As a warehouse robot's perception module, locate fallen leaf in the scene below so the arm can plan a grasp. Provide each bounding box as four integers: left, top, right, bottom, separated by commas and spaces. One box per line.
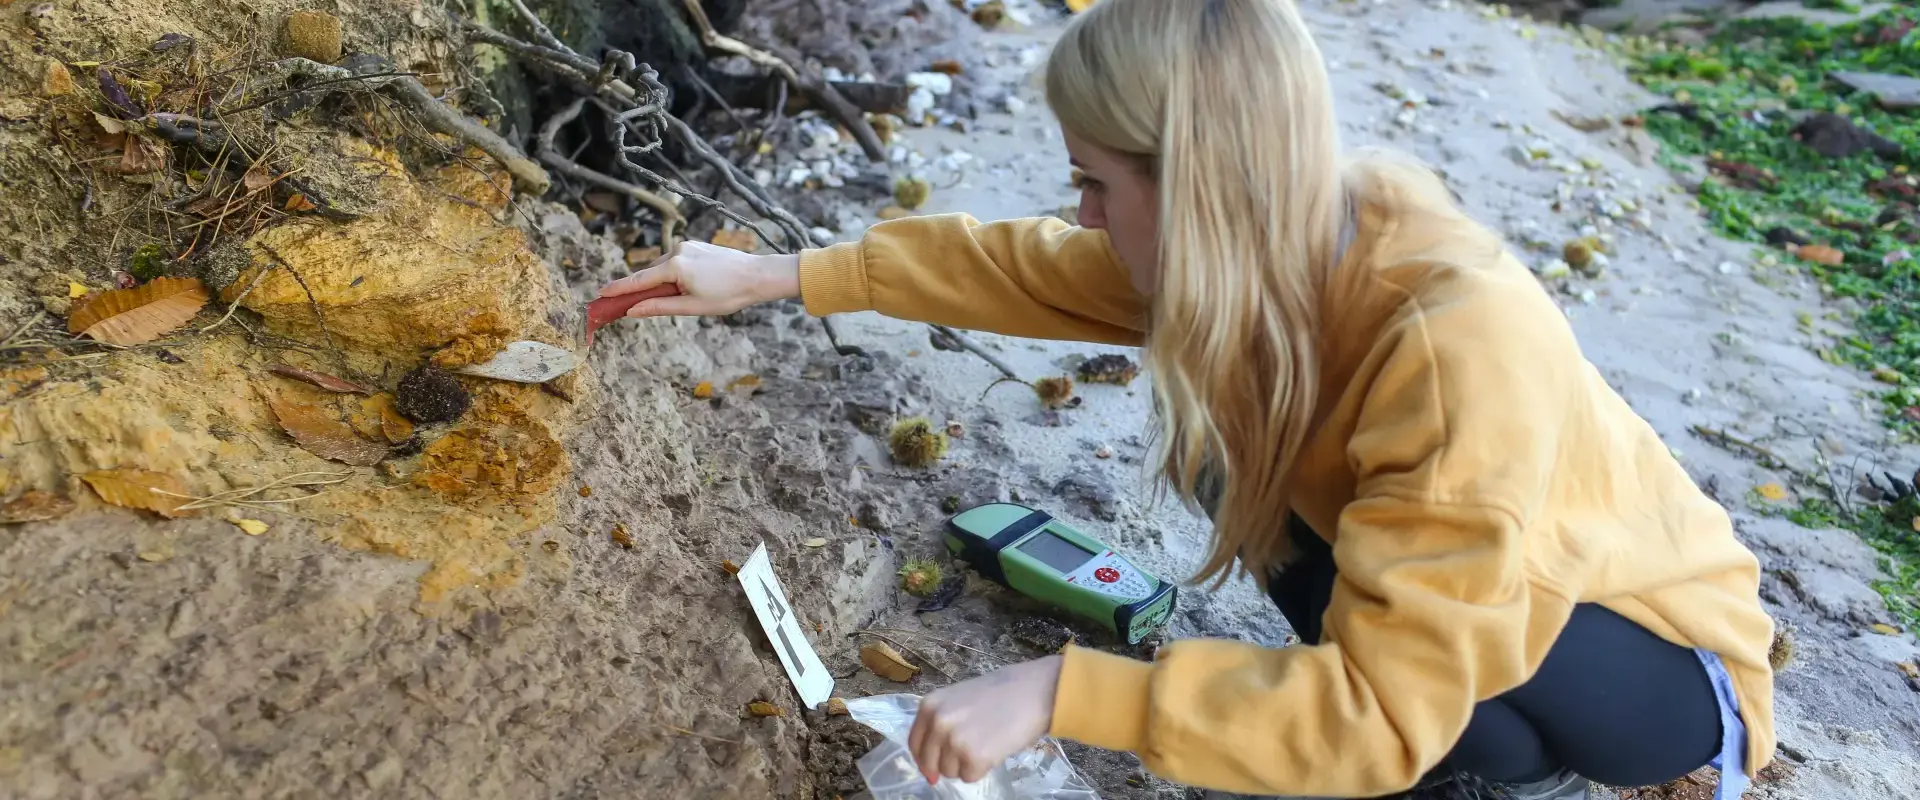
1755, 482, 1788, 502
726, 374, 762, 394
284, 193, 318, 213
611, 523, 633, 549
243, 164, 274, 192
81, 469, 195, 518
269, 363, 374, 395
747, 701, 784, 718
692, 381, 715, 399
1899, 661, 1920, 680
67, 276, 210, 346
266, 389, 390, 467
1795, 244, 1844, 266
1871, 622, 1902, 636
930, 59, 964, 75
117, 136, 167, 174
1, 490, 76, 524
721, 559, 741, 575
825, 697, 849, 716
92, 112, 127, 135
860, 641, 921, 682
803, 537, 827, 548
359, 393, 414, 444
230, 518, 269, 536
710, 228, 759, 252
67, 282, 88, 298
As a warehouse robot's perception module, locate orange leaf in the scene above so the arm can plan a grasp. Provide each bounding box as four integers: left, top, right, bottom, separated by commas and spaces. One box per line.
284, 193, 318, 213
80, 469, 195, 518
692, 381, 715, 399
1, 490, 76, 524
66, 276, 210, 345
1756, 482, 1788, 502
1795, 244, 1844, 266
709, 228, 759, 252
267, 388, 390, 466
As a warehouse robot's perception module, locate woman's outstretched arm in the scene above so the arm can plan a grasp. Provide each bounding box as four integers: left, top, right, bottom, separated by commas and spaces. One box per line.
601, 213, 1148, 345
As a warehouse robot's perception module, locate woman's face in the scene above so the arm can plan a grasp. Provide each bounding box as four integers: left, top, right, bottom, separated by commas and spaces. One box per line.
1064, 130, 1159, 296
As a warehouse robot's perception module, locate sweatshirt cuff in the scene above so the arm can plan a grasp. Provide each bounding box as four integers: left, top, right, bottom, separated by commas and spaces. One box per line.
798, 242, 872, 316
1049, 644, 1152, 754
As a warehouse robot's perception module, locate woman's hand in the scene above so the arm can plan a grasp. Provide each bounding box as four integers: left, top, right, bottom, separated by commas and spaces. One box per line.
909, 655, 1064, 785
597, 241, 802, 317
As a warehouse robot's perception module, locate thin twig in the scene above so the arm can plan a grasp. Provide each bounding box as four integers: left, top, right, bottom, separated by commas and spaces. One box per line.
863, 626, 1010, 664
658, 721, 744, 745
930, 325, 1022, 382
198, 261, 275, 334
0, 311, 46, 351
254, 242, 343, 368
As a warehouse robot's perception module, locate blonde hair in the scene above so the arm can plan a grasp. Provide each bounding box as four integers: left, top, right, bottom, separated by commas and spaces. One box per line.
1045, 0, 1349, 587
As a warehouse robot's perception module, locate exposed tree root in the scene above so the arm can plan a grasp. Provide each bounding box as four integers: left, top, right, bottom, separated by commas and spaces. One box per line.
537, 98, 686, 250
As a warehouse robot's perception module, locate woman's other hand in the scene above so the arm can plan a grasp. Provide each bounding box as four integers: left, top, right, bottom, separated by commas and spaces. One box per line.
908, 655, 1064, 785
596, 241, 802, 317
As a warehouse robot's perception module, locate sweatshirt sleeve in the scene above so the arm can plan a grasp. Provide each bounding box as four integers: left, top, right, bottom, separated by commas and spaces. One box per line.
1048, 307, 1556, 797
798, 213, 1148, 345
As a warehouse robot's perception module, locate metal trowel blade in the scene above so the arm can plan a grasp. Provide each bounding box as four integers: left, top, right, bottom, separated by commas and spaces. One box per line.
455, 340, 580, 383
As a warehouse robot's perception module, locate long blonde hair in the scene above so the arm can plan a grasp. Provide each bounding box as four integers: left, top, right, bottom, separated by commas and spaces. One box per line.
1045, 0, 1349, 587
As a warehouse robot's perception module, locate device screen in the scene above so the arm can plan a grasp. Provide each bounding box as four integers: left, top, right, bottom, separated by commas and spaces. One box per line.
1017, 528, 1097, 574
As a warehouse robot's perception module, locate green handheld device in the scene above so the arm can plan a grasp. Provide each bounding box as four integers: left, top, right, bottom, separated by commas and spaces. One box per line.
944, 502, 1177, 645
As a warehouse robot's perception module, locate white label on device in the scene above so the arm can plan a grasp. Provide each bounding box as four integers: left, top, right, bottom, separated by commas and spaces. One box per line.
737, 543, 834, 710
1062, 551, 1154, 602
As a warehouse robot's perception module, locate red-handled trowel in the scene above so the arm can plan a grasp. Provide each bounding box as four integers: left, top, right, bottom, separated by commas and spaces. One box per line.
449, 284, 682, 384
583, 283, 682, 349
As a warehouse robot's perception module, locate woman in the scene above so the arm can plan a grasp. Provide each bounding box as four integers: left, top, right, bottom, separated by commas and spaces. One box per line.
597, 0, 1775, 798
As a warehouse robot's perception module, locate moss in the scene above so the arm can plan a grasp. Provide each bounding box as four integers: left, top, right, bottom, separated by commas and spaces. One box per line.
128, 243, 168, 283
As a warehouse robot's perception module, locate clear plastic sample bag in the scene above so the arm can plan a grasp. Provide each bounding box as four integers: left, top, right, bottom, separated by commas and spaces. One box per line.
845, 694, 1101, 800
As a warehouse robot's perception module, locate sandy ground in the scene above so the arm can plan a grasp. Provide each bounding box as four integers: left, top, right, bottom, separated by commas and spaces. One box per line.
777, 0, 1920, 797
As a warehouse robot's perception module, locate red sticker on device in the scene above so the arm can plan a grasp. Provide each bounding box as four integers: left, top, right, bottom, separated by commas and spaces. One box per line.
1094, 567, 1121, 583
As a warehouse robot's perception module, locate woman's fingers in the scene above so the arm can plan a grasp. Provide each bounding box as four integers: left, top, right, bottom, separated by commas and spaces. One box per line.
597, 260, 676, 298
621, 293, 706, 319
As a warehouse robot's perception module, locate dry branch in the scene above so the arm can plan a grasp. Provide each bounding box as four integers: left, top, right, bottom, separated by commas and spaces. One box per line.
537, 98, 686, 248
245, 57, 551, 195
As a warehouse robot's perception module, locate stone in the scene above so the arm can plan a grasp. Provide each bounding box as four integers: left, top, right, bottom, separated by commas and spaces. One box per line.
1830, 71, 1920, 112
281, 10, 343, 64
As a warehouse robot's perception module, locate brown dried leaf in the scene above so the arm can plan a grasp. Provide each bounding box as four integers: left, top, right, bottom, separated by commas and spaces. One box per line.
269, 363, 374, 395
80, 469, 195, 518
859, 641, 921, 682
266, 389, 390, 467
721, 559, 741, 575
67, 276, 210, 346
117, 135, 167, 174
747, 701, 784, 718
611, 523, 633, 549
284, 193, 318, 213
825, 697, 850, 716
1, 490, 77, 524
243, 164, 274, 192
709, 228, 759, 252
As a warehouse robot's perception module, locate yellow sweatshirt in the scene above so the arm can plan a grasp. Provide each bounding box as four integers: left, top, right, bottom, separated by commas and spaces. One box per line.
799, 159, 1776, 797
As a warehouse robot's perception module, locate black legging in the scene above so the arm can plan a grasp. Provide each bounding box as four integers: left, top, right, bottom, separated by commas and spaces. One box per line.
1267, 514, 1722, 790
